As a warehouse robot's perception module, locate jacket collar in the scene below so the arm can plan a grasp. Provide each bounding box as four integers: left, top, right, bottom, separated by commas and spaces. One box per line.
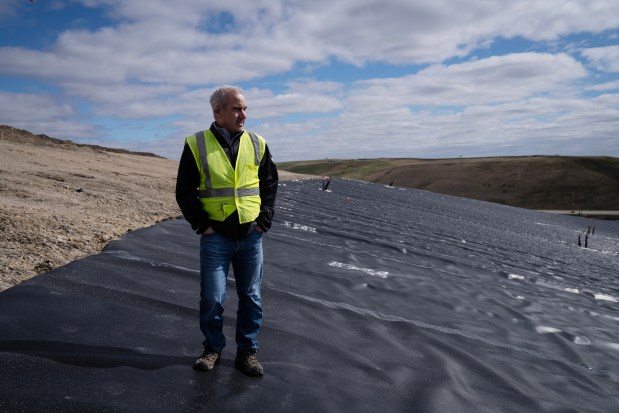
211, 122, 243, 146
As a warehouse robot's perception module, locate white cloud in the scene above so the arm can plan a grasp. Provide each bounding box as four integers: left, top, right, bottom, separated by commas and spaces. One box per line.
0, 0, 618, 160
581, 45, 619, 73
265, 89, 619, 161
260, 50, 616, 161
0, 91, 96, 138
348, 53, 587, 112
267, 0, 619, 65
586, 80, 619, 91
0, 91, 73, 121
246, 88, 343, 119
2, 0, 616, 89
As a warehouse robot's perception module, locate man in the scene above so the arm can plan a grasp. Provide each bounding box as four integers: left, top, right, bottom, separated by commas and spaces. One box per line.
175, 86, 278, 376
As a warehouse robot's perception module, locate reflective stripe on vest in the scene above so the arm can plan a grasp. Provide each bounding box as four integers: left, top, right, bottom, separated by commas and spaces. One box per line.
198, 187, 260, 198
195, 130, 261, 199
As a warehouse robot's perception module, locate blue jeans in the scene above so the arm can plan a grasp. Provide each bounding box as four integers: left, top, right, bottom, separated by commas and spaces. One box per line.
199, 227, 264, 353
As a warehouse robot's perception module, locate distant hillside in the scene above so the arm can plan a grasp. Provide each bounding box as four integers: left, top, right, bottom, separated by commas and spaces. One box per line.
0, 125, 163, 158
278, 156, 619, 212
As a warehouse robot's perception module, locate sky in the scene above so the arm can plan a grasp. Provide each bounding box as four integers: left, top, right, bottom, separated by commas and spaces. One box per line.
1, 0, 618, 162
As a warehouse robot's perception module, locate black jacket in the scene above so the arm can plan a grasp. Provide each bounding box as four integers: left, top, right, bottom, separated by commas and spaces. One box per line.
175, 123, 278, 239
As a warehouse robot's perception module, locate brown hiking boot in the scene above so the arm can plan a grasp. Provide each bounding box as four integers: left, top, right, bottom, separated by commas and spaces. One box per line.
234, 349, 264, 376
193, 349, 220, 371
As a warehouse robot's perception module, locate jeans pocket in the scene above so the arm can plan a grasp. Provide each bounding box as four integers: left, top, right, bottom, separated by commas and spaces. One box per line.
251, 221, 264, 235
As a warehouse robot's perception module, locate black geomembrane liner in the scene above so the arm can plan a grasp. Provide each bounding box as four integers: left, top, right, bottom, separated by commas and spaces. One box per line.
1, 178, 619, 412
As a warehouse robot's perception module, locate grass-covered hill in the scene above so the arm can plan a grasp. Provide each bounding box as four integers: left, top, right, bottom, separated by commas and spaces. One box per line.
278, 156, 619, 212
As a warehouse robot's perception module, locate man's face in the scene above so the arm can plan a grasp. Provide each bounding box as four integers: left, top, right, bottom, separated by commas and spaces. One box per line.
214, 92, 247, 133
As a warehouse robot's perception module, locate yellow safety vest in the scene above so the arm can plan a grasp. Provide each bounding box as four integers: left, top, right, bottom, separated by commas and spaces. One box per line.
185, 129, 265, 224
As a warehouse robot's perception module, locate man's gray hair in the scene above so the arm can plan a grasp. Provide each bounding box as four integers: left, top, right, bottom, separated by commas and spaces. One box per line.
210, 86, 245, 111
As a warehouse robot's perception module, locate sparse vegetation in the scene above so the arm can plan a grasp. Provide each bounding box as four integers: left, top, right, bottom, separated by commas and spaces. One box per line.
279, 156, 619, 212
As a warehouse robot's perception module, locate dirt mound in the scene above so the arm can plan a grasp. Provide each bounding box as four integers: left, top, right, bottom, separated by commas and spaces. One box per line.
0, 135, 181, 291
0, 125, 317, 291
0, 124, 163, 158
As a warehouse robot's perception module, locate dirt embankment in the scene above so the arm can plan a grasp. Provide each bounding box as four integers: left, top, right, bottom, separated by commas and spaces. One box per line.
0, 126, 317, 292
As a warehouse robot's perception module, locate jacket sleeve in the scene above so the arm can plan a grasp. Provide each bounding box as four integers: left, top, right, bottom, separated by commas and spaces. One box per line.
256, 143, 278, 232
175, 143, 213, 234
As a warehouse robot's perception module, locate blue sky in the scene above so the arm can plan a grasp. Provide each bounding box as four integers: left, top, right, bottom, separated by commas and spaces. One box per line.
1, 0, 618, 161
